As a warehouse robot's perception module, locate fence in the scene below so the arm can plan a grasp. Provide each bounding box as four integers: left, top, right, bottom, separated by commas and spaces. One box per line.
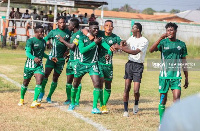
97, 17, 200, 45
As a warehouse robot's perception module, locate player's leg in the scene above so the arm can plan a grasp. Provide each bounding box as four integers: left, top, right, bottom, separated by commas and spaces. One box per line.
38, 67, 53, 102
133, 82, 140, 114
171, 79, 181, 102
63, 74, 73, 105
31, 73, 44, 108
123, 79, 131, 117
18, 68, 33, 106
75, 82, 82, 106
46, 71, 60, 103
99, 77, 104, 107
18, 78, 31, 106
158, 78, 169, 123
68, 76, 83, 111
91, 75, 101, 114
46, 59, 65, 103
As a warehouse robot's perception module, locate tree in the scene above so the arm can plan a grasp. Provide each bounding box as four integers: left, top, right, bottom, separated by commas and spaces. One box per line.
170, 9, 180, 14
159, 10, 166, 13
112, 8, 120, 12
142, 8, 155, 15
119, 4, 137, 13
103, 7, 109, 11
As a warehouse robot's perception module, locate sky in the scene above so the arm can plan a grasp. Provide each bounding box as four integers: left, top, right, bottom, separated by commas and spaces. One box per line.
100, 0, 200, 12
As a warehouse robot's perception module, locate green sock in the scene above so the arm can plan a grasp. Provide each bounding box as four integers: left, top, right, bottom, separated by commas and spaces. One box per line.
71, 87, 78, 105
93, 88, 101, 109
66, 83, 72, 100
47, 82, 57, 98
103, 88, 111, 106
99, 89, 103, 107
20, 84, 27, 99
158, 104, 165, 123
33, 85, 42, 101
75, 83, 82, 104
41, 78, 48, 93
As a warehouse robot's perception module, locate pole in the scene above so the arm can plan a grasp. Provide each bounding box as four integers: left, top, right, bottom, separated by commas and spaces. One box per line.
53, 5, 57, 29
2, 0, 10, 47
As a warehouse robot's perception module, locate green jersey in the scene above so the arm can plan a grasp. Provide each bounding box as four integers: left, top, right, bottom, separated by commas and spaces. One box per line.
157, 38, 187, 79
44, 28, 71, 59
25, 37, 46, 69
69, 30, 83, 61
98, 31, 121, 64
79, 34, 111, 64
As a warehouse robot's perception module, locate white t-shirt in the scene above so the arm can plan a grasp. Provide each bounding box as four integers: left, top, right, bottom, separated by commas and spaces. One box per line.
126, 36, 149, 63
160, 93, 200, 131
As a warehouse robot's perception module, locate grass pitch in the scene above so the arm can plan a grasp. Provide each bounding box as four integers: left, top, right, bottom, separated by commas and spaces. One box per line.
0, 49, 199, 131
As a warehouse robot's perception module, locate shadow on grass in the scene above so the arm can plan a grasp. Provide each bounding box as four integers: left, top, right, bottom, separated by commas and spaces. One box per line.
0, 88, 19, 93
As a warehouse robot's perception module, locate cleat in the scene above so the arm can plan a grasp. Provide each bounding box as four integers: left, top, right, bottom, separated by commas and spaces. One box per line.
91, 108, 101, 114
46, 97, 52, 103
133, 105, 139, 114
37, 92, 44, 102
63, 99, 71, 105
68, 104, 75, 111
75, 102, 80, 107
123, 111, 129, 117
31, 101, 41, 108
101, 105, 109, 114
18, 99, 24, 106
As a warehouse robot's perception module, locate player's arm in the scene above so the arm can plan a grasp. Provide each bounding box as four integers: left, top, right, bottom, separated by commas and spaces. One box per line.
117, 44, 141, 55
182, 56, 188, 89
43, 30, 53, 42
57, 35, 76, 49
101, 40, 112, 56
81, 28, 94, 40
25, 40, 41, 64
79, 37, 101, 54
149, 33, 167, 53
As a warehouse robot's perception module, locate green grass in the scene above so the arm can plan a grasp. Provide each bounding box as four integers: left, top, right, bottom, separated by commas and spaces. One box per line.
0, 49, 200, 130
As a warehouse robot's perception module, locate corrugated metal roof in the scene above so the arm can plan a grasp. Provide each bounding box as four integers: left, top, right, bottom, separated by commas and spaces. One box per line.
176, 10, 200, 23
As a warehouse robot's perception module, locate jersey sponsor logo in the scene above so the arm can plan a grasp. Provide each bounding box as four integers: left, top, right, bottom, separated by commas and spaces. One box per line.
55, 35, 59, 38
164, 47, 169, 50
24, 73, 27, 77
177, 46, 181, 50
34, 44, 39, 47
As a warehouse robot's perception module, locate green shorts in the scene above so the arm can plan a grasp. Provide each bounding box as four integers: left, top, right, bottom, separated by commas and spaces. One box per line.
74, 62, 99, 78
45, 58, 65, 74
23, 66, 44, 79
159, 78, 181, 93
98, 64, 113, 81
66, 60, 78, 75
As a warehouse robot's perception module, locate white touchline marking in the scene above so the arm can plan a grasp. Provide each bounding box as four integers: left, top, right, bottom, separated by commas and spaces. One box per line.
0, 73, 110, 131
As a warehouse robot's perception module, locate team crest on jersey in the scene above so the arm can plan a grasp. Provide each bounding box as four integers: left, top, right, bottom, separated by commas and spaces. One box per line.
66, 35, 69, 38
164, 47, 169, 50
177, 46, 181, 50
109, 40, 113, 44
76, 35, 80, 38
84, 39, 88, 43
55, 35, 58, 38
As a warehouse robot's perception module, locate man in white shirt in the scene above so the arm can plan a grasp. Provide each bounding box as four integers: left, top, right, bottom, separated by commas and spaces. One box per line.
112, 23, 149, 117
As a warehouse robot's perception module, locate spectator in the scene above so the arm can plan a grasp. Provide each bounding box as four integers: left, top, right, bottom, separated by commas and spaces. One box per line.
22, 10, 31, 27
48, 10, 54, 22
14, 8, 22, 27
39, 11, 44, 20
41, 14, 48, 35
9, 7, 15, 26
89, 13, 96, 22
78, 14, 84, 24
30, 8, 39, 20
83, 13, 88, 24
66, 13, 71, 23
8, 28, 17, 47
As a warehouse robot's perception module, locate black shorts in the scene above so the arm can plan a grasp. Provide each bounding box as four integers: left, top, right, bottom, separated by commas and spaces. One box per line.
124, 60, 144, 83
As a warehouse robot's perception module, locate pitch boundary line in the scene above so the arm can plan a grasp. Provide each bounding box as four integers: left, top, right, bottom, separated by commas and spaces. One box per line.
0, 73, 110, 131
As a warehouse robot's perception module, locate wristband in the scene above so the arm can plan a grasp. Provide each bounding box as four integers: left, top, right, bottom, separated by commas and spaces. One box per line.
86, 33, 90, 37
